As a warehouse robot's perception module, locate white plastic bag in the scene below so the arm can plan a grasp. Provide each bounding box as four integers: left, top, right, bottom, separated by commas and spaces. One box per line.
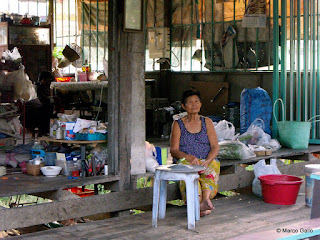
262, 139, 281, 151
238, 118, 271, 146
215, 120, 236, 142
2, 47, 22, 61
218, 140, 256, 160
252, 159, 281, 197
145, 141, 159, 173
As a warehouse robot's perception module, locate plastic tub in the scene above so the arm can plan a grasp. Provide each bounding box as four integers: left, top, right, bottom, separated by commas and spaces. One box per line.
45, 152, 56, 166
65, 187, 94, 197
305, 164, 320, 207
258, 174, 303, 205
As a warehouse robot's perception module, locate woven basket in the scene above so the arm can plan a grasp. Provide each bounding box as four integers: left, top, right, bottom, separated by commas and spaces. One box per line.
26, 163, 45, 176
277, 121, 311, 149
273, 99, 320, 149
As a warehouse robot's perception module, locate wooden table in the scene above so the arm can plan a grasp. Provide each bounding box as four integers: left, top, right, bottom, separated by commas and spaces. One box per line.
0, 137, 118, 231
39, 137, 107, 177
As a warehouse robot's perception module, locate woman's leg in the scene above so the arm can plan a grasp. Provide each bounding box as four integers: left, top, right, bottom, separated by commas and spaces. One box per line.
200, 189, 214, 211
199, 159, 220, 214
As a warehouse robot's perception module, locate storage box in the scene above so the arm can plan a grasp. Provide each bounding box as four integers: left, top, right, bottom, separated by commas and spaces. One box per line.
75, 132, 107, 141
64, 187, 94, 197
254, 150, 272, 156
77, 72, 88, 82
0, 137, 16, 150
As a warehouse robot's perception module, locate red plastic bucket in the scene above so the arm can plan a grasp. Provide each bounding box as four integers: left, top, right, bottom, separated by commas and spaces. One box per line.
258, 174, 304, 205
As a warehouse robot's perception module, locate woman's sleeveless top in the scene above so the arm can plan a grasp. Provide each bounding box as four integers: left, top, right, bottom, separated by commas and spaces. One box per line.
177, 116, 211, 160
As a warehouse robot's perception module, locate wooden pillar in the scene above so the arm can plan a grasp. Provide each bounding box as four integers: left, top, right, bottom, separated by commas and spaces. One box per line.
108, 0, 146, 191
159, 0, 171, 100
48, 0, 54, 52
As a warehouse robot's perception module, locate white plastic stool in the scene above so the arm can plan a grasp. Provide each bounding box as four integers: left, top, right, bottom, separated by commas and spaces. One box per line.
152, 164, 205, 230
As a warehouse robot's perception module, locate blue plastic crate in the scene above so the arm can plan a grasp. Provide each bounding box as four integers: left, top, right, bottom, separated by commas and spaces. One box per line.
30, 149, 46, 159
75, 133, 108, 141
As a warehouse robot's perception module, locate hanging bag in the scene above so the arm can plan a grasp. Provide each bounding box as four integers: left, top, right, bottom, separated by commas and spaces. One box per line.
252, 159, 281, 197
273, 98, 320, 149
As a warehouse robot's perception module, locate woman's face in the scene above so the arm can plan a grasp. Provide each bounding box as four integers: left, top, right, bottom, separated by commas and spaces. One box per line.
182, 95, 202, 114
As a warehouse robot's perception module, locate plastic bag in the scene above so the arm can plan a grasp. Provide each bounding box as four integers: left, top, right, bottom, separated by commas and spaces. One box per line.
240, 87, 272, 135
0, 66, 37, 101
252, 159, 281, 197
58, 113, 79, 123
218, 140, 256, 160
238, 118, 271, 146
145, 141, 159, 173
2, 47, 22, 61
215, 120, 236, 142
262, 139, 281, 151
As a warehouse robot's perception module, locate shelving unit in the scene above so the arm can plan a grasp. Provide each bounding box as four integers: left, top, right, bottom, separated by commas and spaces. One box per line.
0, 22, 52, 82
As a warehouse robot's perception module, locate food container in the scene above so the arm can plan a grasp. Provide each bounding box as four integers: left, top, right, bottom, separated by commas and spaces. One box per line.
41, 166, 62, 177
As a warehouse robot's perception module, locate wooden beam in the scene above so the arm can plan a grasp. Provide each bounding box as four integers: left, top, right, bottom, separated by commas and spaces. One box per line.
0, 184, 180, 231
108, 0, 120, 182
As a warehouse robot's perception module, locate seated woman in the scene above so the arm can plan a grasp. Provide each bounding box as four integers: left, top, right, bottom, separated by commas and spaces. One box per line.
170, 89, 220, 216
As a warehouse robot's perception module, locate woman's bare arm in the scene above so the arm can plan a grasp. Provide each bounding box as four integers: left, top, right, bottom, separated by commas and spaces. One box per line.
170, 121, 200, 164
201, 117, 220, 167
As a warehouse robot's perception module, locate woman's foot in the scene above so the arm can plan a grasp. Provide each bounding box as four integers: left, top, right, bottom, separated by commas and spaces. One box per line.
200, 199, 214, 211
200, 210, 211, 217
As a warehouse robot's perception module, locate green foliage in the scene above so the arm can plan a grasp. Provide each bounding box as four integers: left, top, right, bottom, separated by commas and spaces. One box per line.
52, 47, 64, 59
137, 177, 153, 188
219, 191, 239, 197
168, 199, 185, 206
130, 209, 145, 215
0, 195, 50, 208
246, 165, 254, 171
85, 184, 111, 194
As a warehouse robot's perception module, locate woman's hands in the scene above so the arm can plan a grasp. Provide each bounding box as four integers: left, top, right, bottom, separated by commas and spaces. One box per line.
190, 157, 212, 167
201, 159, 212, 168
190, 157, 200, 165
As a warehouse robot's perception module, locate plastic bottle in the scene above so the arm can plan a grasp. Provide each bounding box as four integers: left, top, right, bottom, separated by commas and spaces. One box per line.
56, 126, 62, 139
32, 140, 44, 150
66, 159, 74, 177
72, 158, 80, 177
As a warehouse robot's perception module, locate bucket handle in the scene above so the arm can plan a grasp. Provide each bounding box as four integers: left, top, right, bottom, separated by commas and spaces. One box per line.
273, 98, 285, 124
273, 99, 320, 124
308, 115, 320, 123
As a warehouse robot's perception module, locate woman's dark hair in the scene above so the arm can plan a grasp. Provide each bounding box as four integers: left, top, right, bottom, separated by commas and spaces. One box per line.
181, 89, 201, 104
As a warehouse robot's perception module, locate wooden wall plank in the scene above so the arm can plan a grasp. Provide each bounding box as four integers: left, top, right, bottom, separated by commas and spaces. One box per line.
0, 184, 180, 231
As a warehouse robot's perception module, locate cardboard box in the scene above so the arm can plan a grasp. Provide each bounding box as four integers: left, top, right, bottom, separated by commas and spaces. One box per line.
0, 137, 16, 150
254, 150, 272, 156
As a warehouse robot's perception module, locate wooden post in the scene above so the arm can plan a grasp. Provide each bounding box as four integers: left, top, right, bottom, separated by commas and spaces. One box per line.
108, 0, 146, 192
